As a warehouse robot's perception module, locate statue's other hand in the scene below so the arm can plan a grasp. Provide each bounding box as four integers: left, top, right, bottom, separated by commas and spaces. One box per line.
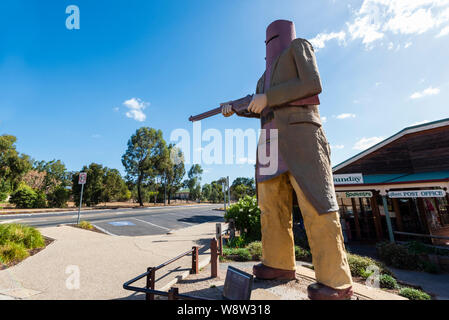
221, 103, 235, 117
248, 94, 268, 114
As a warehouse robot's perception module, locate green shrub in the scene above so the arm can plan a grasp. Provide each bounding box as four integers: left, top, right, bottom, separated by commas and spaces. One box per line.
224, 196, 261, 241
0, 223, 45, 249
377, 242, 439, 272
422, 260, 440, 274
347, 253, 391, 277
247, 241, 262, 260
358, 267, 374, 280
399, 288, 431, 300
0, 241, 29, 264
0, 181, 10, 202
9, 184, 38, 208
376, 242, 422, 270
227, 235, 248, 248
78, 221, 94, 230
34, 190, 47, 208
47, 186, 70, 208
222, 247, 252, 261
380, 274, 398, 289
295, 246, 312, 262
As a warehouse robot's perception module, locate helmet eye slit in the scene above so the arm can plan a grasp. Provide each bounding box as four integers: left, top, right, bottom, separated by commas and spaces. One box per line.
265, 35, 279, 45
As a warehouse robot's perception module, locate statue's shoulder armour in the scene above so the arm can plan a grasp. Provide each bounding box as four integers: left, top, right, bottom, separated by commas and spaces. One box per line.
291, 38, 315, 52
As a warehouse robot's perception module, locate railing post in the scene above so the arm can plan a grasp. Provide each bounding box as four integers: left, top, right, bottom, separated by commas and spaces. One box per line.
191, 246, 199, 274
218, 234, 223, 256
216, 223, 223, 256
168, 287, 179, 300
211, 238, 219, 278
146, 267, 156, 301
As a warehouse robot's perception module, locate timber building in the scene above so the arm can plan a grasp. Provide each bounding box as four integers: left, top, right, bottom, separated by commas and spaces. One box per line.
332, 118, 449, 247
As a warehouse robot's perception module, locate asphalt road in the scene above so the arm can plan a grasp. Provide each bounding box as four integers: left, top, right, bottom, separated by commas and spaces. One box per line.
0, 204, 224, 236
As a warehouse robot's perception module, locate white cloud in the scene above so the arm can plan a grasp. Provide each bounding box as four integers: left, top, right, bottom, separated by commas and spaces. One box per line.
336, 113, 356, 119
331, 144, 345, 150
404, 41, 413, 48
113, 107, 119, 112
309, 31, 346, 49
123, 98, 148, 122
410, 86, 440, 99
321, 116, 327, 123
353, 136, 384, 150
347, 15, 385, 46
436, 25, 449, 36
314, 0, 449, 49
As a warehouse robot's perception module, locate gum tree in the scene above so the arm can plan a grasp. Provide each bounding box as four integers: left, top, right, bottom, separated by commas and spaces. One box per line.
122, 127, 168, 206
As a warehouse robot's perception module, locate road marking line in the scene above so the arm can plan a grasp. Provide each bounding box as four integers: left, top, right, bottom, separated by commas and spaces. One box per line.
0, 219, 21, 224
91, 223, 117, 236
132, 218, 171, 231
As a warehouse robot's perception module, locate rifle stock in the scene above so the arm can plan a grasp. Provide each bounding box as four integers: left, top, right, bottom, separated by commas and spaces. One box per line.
189, 94, 256, 122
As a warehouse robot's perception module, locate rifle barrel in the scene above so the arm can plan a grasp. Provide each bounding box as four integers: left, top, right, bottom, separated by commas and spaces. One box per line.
189, 106, 222, 122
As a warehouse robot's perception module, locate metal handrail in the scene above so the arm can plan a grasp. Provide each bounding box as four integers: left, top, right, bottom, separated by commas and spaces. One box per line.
123, 246, 207, 300
394, 231, 449, 241
123, 223, 234, 301
154, 248, 196, 270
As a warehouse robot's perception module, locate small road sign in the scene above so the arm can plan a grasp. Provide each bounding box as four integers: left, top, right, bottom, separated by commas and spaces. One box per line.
78, 172, 87, 185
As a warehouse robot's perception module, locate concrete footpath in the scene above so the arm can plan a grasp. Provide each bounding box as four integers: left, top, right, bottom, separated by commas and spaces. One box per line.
389, 267, 449, 300
0, 223, 216, 300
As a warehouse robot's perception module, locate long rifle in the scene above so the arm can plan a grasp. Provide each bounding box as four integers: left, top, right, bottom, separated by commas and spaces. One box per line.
189, 95, 258, 122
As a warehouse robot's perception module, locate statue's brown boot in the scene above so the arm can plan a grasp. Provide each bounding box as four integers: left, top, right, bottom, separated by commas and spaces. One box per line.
307, 283, 353, 300
252, 263, 296, 280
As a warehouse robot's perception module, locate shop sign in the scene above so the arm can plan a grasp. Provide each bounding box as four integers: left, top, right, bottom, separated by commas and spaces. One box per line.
333, 173, 364, 185
339, 191, 373, 198
388, 189, 446, 198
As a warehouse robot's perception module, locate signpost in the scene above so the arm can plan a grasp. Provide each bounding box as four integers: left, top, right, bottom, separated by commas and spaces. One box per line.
222, 183, 226, 211
77, 172, 87, 225
227, 176, 231, 209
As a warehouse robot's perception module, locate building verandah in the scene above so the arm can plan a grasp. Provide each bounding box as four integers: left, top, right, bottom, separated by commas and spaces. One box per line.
335, 174, 449, 246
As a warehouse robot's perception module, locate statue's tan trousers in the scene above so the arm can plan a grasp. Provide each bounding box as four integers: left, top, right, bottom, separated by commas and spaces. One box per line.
258, 172, 353, 289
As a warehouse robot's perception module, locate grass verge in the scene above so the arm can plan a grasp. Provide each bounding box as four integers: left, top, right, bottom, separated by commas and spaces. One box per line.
0, 223, 48, 268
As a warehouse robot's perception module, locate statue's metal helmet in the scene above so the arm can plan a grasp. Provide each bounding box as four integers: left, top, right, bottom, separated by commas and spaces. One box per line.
265, 20, 296, 87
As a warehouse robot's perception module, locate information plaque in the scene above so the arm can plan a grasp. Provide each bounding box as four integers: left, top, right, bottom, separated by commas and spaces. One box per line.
222, 266, 254, 300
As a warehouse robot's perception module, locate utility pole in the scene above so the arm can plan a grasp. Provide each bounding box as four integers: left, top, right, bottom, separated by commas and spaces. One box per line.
222, 182, 226, 211
227, 176, 231, 208
164, 173, 167, 206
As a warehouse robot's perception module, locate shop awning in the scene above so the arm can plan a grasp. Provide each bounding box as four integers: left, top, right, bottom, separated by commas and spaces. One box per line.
354, 171, 449, 185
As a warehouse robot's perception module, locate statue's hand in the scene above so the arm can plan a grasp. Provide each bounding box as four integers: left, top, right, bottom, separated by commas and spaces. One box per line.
221, 103, 235, 117
248, 94, 268, 114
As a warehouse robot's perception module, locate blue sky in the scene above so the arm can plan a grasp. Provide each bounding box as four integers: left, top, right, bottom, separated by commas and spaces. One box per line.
1, 0, 448, 184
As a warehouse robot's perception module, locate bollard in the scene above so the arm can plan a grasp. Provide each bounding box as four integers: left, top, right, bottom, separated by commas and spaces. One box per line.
146, 267, 156, 301
211, 238, 219, 278
168, 287, 179, 300
191, 246, 199, 274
